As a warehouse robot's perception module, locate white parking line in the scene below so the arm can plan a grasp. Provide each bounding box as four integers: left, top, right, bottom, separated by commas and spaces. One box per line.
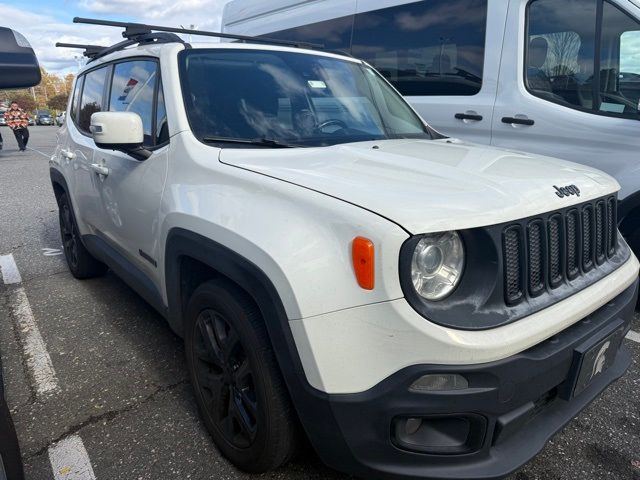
1, 253, 59, 396
0, 254, 22, 284
626, 330, 640, 343
48, 435, 96, 480
10, 287, 59, 396
1, 254, 95, 477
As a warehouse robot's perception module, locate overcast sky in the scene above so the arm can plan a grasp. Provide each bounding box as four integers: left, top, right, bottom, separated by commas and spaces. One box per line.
0, 0, 231, 75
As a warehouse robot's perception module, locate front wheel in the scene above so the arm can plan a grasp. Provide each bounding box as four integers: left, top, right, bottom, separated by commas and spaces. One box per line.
58, 193, 107, 279
185, 280, 298, 472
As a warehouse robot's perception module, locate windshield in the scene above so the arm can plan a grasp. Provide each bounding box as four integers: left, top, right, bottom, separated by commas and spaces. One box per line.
179, 49, 433, 147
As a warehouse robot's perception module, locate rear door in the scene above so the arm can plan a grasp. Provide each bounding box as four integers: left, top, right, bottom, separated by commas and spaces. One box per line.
67, 64, 111, 231
90, 59, 169, 281
351, 0, 507, 143
491, 0, 640, 199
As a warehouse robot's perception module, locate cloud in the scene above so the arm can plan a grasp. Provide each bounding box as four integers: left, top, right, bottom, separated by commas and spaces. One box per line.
1, 0, 230, 75
76, 0, 228, 30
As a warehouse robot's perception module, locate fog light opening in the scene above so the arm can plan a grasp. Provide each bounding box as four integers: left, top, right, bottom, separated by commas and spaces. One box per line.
410, 374, 469, 392
392, 414, 487, 455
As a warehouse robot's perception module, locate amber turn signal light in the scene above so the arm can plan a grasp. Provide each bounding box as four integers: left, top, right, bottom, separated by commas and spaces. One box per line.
352, 237, 375, 290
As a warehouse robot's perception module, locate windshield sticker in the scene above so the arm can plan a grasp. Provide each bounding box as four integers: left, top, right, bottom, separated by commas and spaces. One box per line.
308, 80, 327, 89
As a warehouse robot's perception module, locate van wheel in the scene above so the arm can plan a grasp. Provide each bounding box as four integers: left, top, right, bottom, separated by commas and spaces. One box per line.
185, 280, 298, 473
58, 193, 108, 279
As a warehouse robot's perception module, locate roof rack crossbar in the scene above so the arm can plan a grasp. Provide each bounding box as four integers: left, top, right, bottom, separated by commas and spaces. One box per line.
72, 17, 324, 50
58, 32, 185, 63
55, 42, 107, 59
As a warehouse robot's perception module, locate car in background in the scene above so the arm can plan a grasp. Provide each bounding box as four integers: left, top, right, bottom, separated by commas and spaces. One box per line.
28, 118, 34, 126
34, 109, 54, 125
0, 116, 6, 127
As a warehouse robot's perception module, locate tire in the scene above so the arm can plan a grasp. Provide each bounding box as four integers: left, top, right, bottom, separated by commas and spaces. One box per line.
185, 280, 298, 473
58, 193, 108, 279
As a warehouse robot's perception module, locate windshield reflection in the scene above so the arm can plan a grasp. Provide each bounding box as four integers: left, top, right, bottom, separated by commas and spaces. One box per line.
180, 49, 432, 147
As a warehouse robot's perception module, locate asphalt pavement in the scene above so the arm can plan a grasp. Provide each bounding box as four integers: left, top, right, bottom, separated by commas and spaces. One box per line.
0, 126, 639, 480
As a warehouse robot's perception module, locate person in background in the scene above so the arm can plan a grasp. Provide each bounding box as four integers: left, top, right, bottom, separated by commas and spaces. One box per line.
4, 101, 30, 151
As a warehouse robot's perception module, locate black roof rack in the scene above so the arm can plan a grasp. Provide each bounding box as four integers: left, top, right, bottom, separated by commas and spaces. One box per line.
55, 42, 107, 59
65, 17, 325, 63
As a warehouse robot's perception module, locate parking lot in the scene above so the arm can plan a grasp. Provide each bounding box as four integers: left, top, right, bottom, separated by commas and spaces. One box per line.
0, 126, 639, 480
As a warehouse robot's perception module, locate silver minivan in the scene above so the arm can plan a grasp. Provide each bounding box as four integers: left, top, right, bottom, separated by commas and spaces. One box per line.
222, 0, 640, 255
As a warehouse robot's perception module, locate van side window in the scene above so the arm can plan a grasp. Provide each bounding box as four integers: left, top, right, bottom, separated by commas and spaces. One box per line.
262, 15, 353, 51
78, 66, 109, 133
109, 60, 158, 146
70, 75, 83, 123
526, 0, 640, 119
600, 2, 640, 118
351, 0, 488, 97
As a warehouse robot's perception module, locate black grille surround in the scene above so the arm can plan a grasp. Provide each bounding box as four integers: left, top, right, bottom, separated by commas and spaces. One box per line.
399, 194, 631, 331
503, 195, 619, 307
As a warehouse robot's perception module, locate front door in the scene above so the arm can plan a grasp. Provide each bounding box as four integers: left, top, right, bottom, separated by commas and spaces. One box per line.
492, 0, 640, 200
90, 60, 170, 282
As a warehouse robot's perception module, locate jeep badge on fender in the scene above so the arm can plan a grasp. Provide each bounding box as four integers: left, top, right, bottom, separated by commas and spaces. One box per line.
554, 184, 581, 198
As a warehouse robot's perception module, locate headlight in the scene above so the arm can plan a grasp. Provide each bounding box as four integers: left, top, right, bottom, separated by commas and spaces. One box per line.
410, 232, 464, 301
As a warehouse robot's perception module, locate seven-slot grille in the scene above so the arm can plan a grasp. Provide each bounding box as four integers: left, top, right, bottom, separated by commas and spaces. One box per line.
503, 196, 618, 305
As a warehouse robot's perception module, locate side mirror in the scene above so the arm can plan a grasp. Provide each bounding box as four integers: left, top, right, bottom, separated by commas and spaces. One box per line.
90, 112, 151, 161
0, 28, 41, 89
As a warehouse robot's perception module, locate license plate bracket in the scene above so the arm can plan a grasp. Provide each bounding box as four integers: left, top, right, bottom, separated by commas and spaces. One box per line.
566, 321, 625, 398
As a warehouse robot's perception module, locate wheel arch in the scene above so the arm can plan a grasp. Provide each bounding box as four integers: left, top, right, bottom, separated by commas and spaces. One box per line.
163, 228, 351, 463
49, 168, 69, 204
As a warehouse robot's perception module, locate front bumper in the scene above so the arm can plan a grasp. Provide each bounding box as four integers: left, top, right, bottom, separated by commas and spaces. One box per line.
304, 279, 638, 480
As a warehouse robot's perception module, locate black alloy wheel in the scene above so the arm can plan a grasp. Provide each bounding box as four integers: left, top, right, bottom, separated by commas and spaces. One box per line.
192, 308, 258, 448
185, 280, 298, 472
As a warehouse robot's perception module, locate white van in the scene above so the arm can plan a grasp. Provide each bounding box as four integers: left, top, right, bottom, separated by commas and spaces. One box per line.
222, 0, 640, 255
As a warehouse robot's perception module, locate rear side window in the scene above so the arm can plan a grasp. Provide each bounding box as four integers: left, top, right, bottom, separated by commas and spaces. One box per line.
351, 0, 488, 96
109, 60, 158, 146
70, 76, 83, 122
526, 0, 640, 119
78, 66, 109, 133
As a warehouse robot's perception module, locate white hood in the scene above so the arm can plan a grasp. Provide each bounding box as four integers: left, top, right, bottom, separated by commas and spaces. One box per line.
219, 139, 620, 234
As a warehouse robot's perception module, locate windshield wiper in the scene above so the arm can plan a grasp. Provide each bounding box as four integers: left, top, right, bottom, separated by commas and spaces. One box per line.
202, 136, 300, 148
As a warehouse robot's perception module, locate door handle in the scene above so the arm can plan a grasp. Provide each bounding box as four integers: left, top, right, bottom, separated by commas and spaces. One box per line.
502, 116, 535, 126
61, 149, 76, 160
90, 163, 109, 176
455, 113, 483, 121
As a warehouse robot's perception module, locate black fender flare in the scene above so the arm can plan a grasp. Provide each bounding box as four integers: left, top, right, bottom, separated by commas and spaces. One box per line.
49, 168, 69, 203
164, 228, 353, 470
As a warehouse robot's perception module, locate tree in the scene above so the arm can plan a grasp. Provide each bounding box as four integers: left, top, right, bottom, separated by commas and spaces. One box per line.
64, 74, 75, 94
9, 94, 36, 112
49, 93, 69, 111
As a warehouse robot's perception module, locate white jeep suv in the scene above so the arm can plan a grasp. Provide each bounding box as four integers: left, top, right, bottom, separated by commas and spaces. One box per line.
51, 23, 639, 480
